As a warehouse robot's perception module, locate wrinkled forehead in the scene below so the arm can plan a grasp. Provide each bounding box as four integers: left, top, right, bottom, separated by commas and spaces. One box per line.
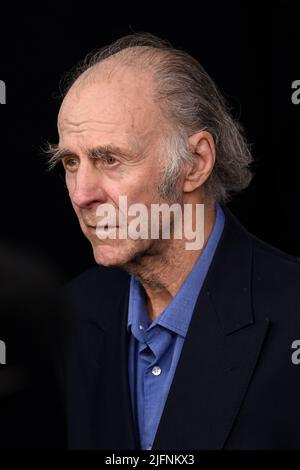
58, 66, 160, 136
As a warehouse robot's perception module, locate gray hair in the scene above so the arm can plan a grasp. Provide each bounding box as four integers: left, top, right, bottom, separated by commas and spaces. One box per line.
58, 32, 254, 204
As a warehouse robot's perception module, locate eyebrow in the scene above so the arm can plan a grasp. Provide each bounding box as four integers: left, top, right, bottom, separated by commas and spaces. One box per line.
45, 143, 133, 170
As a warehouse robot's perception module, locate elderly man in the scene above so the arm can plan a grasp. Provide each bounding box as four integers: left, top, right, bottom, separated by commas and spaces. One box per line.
48, 33, 300, 450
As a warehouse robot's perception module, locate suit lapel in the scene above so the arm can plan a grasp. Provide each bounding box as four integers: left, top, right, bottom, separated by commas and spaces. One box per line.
152, 207, 271, 449
91, 285, 140, 449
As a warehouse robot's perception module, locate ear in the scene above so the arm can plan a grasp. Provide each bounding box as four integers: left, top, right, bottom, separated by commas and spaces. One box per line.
183, 130, 216, 193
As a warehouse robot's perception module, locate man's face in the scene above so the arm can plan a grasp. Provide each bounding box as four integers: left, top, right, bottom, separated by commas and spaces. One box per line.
57, 67, 182, 267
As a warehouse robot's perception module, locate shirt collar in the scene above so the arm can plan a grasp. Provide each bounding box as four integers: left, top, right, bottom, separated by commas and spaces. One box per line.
128, 203, 225, 339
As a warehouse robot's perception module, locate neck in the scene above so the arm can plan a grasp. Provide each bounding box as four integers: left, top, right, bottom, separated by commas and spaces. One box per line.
124, 201, 217, 321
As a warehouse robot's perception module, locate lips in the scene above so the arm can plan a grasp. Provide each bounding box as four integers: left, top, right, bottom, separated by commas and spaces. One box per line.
96, 225, 118, 229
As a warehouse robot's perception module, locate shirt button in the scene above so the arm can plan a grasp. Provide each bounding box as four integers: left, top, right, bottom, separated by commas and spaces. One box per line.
139, 325, 144, 330
152, 366, 161, 376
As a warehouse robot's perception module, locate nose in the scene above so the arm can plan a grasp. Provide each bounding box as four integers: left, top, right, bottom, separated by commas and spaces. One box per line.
68, 161, 107, 209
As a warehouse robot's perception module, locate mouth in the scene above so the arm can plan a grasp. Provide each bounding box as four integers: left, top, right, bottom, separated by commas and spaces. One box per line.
87, 225, 118, 230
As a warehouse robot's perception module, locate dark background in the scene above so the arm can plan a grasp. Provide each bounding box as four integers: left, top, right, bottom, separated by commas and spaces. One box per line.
0, 2, 299, 283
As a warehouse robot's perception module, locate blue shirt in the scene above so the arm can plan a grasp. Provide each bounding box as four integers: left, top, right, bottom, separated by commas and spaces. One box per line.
127, 204, 225, 449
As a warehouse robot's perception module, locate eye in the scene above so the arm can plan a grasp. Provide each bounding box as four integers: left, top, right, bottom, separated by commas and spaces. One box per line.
95, 154, 120, 169
63, 157, 79, 171
104, 155, 118, 166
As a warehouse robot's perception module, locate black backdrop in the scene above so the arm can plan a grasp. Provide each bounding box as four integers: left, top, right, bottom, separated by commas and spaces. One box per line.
0, 2, 299, 283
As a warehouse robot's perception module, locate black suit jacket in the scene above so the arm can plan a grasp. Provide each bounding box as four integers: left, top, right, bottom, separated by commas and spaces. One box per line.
62, 206, 300, 449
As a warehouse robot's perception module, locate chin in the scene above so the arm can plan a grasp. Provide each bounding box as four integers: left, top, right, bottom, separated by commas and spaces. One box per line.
92, 242, 135, 267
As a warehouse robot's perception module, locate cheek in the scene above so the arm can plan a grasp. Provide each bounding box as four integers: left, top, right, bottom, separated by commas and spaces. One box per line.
70, 203, 82, 225
65, 174, 74, 196
125, 173, 160, 204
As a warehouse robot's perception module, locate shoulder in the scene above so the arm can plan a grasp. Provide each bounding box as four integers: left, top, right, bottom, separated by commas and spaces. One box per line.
250, 233, 300, 290
247, 233, 300, 331
61, 265, 130, 324
223, 205, 300, 287
221, 206, 300, 323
